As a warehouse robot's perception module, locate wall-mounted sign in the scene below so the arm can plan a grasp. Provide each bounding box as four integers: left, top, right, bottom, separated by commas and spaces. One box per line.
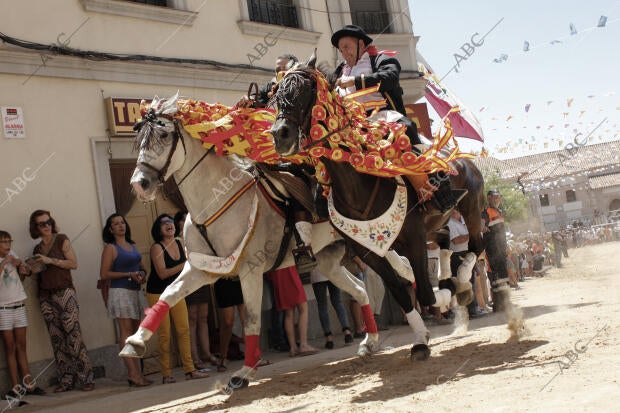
405, 103, 433, 140
2, 106, 25, 138
105, 97, 145, 136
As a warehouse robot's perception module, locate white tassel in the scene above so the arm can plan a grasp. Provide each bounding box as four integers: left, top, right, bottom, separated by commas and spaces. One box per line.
433, 289, 452, 312
385, 250, 415, 283
439, 249, 452, 280
457, 252, 477, 284
295, 221, 313, 246
405, 309, 429, 345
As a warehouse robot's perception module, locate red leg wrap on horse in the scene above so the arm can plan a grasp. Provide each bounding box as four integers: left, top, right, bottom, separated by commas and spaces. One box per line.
361, 304, 378, 334
141, 300, 170, 333
243, 335, 262, 368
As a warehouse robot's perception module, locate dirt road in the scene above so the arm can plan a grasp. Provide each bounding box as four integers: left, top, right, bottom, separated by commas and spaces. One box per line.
17, 242, 619, 413
196, 241, 619, 413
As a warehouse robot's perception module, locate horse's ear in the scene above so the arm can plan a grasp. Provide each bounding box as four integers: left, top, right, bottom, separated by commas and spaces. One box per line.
160, 91, 179, 115
317, 60, 337, 88
306, 48, 317, 69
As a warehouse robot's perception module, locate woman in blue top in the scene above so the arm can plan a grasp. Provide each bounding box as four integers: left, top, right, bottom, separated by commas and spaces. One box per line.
99, 213, 151, 387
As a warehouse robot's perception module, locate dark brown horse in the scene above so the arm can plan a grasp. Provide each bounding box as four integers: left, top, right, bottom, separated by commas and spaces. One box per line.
269, 54, 487, 358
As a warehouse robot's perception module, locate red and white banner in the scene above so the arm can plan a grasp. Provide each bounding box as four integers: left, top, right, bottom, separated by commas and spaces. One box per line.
419, 64, 485, 142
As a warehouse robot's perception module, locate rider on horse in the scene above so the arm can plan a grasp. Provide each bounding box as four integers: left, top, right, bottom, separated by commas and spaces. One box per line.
330, 24, 467, 215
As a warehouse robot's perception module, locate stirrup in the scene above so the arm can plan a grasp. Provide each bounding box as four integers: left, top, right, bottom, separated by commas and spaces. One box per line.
432, 188, 468, 214
292, 245, 317, 274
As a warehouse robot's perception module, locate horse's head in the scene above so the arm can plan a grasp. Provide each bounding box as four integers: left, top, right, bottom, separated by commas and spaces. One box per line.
131, 93, 185, 201
270, 51, 319, 156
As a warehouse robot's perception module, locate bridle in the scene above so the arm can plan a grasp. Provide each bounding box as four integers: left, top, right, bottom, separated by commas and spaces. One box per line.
135, 111, 211, 187
275, 68, 351, 152
274, 69, 316, 149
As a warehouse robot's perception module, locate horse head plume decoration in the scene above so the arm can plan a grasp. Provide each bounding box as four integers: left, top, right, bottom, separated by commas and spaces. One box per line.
131, 92, 185, 201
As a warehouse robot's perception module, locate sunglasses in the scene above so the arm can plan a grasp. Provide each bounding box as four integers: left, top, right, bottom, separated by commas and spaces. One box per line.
160, 218, 174, 225
36, 219, 53, 228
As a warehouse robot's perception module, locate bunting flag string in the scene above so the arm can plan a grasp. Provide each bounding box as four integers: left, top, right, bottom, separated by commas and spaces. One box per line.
493, 14, 616, 63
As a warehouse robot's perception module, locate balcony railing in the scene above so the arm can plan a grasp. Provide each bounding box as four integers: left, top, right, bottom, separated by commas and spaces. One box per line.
352, 11, 392, 34
248, 0, 299, 28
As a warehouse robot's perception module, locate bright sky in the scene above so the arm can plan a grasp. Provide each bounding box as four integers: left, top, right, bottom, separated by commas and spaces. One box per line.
408, 0, 620, 159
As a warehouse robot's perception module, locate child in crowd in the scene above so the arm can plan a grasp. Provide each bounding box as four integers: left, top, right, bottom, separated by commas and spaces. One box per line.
0, 230, 45, 400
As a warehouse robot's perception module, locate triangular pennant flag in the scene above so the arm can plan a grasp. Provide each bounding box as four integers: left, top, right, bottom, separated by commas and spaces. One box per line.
523, 41, 530, 52
570, 23, 578, 35
525, 104, 531, 112
567, 98, 573, 107
598, 16, 607, 27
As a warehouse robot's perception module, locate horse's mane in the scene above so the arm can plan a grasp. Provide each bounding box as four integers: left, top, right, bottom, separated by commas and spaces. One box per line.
133, 93, 180, 151
273, 72, 306, 113
133, 117, 170, 152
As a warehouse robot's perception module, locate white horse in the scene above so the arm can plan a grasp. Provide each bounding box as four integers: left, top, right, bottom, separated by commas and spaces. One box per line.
120, 95, 380, 388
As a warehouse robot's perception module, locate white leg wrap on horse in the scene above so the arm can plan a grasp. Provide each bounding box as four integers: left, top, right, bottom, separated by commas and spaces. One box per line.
456, 252, 477, 284
359, 333, 380, 354
295, 221, 313, 245
405, 309, 430, 345
128, 326, 153, 344
433, 289, 452, 312
385, 250, 415, 283
439, 249, 453, 280
231, 365, 257, 383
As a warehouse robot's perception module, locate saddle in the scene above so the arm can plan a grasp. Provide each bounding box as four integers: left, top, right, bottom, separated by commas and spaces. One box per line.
256, 163, 323, 274
257, 163, 324, 222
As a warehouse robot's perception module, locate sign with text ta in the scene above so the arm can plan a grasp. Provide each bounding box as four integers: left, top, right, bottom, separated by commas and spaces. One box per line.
105, 97, 145, 136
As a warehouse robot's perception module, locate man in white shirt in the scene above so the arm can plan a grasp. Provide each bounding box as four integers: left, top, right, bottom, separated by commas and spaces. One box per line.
330, 24, 466, 214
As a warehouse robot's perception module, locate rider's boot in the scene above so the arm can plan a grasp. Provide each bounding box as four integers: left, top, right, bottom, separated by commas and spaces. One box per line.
293, 221, 317, 274
428, 171, 468, 214
405, 173, 468, 215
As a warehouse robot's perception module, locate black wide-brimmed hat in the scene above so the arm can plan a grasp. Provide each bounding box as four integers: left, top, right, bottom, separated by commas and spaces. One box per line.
487, 189, 501, 196
331, 25, 373, 48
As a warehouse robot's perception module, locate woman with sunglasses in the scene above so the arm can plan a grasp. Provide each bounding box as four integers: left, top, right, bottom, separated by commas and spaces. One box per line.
146, 214, 208, 383
28, 210, 94, 392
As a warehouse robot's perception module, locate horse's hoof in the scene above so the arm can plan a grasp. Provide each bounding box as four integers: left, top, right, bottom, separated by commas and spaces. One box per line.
119, 343, 145, 358
410, 344, 431, 361
228, 376, 249, 390
357, 345, 373, 360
